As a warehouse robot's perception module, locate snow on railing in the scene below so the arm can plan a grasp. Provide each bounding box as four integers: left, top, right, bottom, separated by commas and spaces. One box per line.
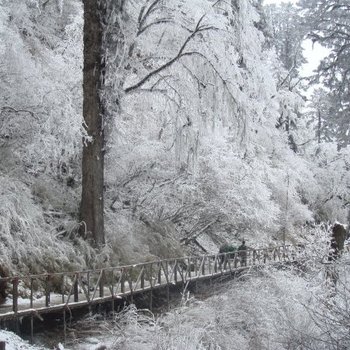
0, 245, 299, 321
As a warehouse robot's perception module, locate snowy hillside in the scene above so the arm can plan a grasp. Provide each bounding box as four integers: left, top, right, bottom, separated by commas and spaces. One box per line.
0, 0, 348, 282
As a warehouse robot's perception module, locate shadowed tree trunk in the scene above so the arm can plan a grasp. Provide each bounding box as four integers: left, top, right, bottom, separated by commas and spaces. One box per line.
80, 0, 105, 246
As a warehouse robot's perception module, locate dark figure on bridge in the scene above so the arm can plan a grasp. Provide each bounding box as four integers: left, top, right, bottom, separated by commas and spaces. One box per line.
219, 244, 236, 267
0, 266, 7, 304
328, 223, 347, 262
238, 240, 247, 266
327, 223, 347, 288
328, 237, 339, 262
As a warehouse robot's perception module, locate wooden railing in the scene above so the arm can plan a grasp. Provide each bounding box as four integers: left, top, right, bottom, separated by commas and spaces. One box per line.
0, 245, 300, 321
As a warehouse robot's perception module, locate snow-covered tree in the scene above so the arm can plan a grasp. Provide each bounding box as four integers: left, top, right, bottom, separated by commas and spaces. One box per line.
300, 0, 350, 149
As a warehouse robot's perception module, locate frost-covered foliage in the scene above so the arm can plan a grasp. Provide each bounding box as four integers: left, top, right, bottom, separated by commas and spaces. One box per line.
105, 0, 316, 254
0, 0, 83, 173
0, 0, 346, 276
0, 0, 88, 275
299, 0, 350, 149
0, 173, 99, 275
303, 143, 350, 223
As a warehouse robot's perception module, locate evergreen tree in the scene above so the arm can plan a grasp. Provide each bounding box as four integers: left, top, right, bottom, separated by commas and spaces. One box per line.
265, 2, 306, 77
300, 0, 350, 149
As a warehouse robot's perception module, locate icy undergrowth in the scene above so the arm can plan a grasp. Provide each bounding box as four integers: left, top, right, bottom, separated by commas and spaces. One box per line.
2, 256, 350, 350
67, 257, 350, 350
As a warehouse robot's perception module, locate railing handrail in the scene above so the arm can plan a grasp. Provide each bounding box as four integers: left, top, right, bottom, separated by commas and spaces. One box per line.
0, 245, 295, 282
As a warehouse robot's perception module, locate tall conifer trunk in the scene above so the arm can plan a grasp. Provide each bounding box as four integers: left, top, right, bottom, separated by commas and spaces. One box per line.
80, 0, 105, 246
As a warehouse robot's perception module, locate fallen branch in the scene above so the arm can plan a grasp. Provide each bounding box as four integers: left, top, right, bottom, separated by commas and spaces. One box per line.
181, 219, 218, 245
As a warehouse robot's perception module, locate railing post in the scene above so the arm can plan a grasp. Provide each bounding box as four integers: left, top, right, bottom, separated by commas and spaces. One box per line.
129, 269, 133, 303
0, 341, 5, 350
157, 263, 162, 285
194, 258, 198, 277
223, 253, 227, 271
149, 264, 153, 287
99, 270, 105, 298
141, 267, 145, 289
61, 275, 65, 304
202, 257, 205, 276
165, 261, 170, 310
73, 274, 79, 302
12, 277, 19, 314
45, 275, 51, 307
149, 264, 153, 310
30, 277, 34, 308
174, 261, 178, 284
121, 268, 125, 294
87, 271, 91, 300
165, 260, 169, 282
111, 270, 115, 317
214, 255, 218, 273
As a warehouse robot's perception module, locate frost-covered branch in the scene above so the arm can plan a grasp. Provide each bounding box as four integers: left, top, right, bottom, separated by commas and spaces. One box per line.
0, 106, 35, 118
137, 0, 173, 36
181, 219, 218, 245
181, 51, 237, 104
124, 15, 217, 93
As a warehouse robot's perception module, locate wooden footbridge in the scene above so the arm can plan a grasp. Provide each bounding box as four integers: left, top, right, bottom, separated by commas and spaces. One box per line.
0, 245, 300, 323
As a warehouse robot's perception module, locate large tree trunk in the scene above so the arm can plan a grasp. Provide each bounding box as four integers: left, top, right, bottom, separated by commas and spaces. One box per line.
80, 0, 105, 246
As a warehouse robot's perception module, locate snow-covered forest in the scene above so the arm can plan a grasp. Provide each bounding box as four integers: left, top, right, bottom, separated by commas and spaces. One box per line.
0, 0, 349, 348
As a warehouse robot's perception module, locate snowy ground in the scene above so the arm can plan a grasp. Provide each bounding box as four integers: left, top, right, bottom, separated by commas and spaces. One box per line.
0, 329, 109, 350
0, 330, 50, 350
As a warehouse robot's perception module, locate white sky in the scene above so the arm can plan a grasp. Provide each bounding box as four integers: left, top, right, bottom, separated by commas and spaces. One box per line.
263, 0, 298, 5
301, 40, 329, 77
263, 0, 329, 77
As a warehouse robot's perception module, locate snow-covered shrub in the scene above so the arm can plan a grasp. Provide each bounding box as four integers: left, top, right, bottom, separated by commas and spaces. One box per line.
103, 257, 350, 350
0, 175, 87, 275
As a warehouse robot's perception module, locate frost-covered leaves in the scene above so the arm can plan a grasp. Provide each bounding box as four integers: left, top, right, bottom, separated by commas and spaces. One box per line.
307, 144, 350, 223
0, 0, 345, 274
265, 3, 306, 74
104, 0, 315, 252
299, 0, 350, 148
0, 175, 88, 275
0, 0, 83, 175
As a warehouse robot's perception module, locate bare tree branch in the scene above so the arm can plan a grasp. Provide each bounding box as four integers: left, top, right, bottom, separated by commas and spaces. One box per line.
125, 16, 217, 93
137, 0, 173, 37
181, 219, 218, 245
0, 106, 35, 118
180, 51, 237, 104
138, 18, 173, 36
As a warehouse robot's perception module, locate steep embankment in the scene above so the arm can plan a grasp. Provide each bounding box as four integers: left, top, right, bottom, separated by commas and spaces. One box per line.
0, 0, 344, 280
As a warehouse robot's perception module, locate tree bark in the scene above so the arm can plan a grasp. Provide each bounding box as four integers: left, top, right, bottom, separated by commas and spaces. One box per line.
80, 0, 105, 246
